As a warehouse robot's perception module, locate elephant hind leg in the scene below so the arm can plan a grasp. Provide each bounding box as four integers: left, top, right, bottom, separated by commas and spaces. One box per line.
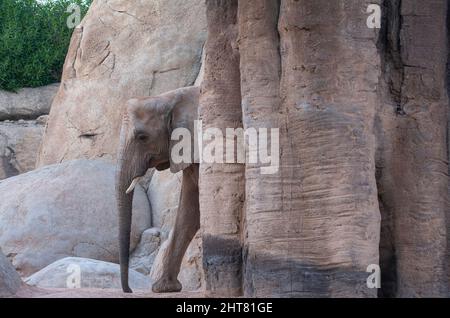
152, 165, 200, 293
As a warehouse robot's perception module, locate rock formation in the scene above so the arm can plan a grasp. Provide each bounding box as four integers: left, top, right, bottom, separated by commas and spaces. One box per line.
0, 83, 57, 180
25, 257, 151, 290
0, 84, 58, 121
0, 160, 150, 276
1, 0, 449, 299
375, 0, 449, 297
146, 170, 182, 239
199, 0, 245, 297
0, 249, 21, 297
199, 0, 450, 298
0, 119, 45, 180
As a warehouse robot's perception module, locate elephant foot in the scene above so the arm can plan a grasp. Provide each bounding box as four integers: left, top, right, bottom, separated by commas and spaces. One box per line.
152, 277, 182, 293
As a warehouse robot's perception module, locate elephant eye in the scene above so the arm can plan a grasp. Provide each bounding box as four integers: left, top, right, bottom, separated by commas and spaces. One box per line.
136, 133, 149, 142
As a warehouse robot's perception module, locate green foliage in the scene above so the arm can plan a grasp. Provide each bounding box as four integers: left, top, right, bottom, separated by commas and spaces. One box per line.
0, 0, 91, 91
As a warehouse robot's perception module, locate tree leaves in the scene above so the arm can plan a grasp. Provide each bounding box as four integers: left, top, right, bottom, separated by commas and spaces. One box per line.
0, 0, 91, 91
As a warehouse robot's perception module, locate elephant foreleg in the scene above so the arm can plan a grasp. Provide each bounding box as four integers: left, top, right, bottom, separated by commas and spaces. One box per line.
152, 165, 199, 293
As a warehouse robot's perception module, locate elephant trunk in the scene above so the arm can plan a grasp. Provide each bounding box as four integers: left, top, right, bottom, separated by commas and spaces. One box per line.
116, 129, 150, 293
116, 150, 134, 293
116, 113, 144, 294
116, 113, 153, 293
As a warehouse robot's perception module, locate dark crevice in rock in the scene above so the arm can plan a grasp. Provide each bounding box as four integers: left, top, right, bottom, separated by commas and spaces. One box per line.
191, 43, 205, 86
79, 133, 98, 139
106, 2, 146, 24
0, 114, 48, 122
375, 0, 405, 298
275, 0, 282, 84
0, 147, 19, 178
378, 0, 406, 116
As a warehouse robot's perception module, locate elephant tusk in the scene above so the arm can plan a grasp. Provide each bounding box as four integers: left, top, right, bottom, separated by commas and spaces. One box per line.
126, 177, 142, 194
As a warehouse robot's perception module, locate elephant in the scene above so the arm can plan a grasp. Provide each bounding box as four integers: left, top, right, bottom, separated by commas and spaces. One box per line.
116, 86, 200, 293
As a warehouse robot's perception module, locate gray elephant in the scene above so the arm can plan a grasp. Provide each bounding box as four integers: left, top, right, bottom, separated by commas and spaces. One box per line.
116, 86, 200, 293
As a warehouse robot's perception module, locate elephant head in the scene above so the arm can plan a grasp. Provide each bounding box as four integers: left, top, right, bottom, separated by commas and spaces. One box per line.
116, 86, 199, 293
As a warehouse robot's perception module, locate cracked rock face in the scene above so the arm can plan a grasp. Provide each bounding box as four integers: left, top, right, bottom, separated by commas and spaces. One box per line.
0, 249, 21, 297
0, 82, 57, 180
0, 159, 151, 276
37, 0, 207, 166
0, 118, 47, 180
130, 227, 161, 276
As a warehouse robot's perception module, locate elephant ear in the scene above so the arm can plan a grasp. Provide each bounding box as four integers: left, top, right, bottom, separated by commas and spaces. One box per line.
167, 87, 200, 174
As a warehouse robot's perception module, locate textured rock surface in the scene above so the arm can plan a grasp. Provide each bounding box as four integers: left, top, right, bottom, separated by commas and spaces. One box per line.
0, 159, 151, 276
25, 257, 150, 290
375, 0, 449, 297
37, 0, 207, 166
199, 0, 382, 297
0, 118, 46, 180
0, 249, 22, 297
199, 0, 245, 296
147, 170, 181, 237
0, 84, 58, 121
130, 227, 161, 275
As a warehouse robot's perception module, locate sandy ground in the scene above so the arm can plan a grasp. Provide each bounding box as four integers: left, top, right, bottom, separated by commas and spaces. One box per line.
13, 284, 207, 298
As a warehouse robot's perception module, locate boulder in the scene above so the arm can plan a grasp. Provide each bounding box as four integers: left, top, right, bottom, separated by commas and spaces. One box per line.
0, 118, 46, 180
25, 257, 150, 290
130, 227, 161, 275
0, 159, 151, 276
147, 170, 182, 238
0, 83, 58, 121
37, 0, 207, 166
0, 249, 22, 297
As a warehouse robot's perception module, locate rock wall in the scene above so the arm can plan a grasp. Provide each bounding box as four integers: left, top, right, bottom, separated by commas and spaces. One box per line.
0, 83, 57, 180
0, 249, 21, 297
1, 0, 448, 298
199, 0, 245, 296
199, 0, 450, 298
375, 0, 449, 297
0, 118, 46, 180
